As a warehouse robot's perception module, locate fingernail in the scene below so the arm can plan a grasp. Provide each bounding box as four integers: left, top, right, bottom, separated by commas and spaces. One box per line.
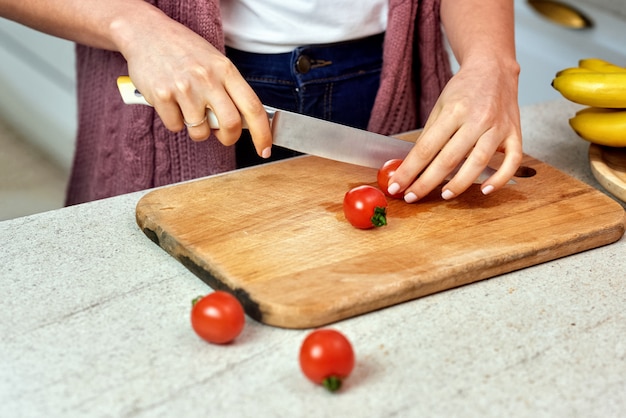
482, 184, 495, 195
261, 147, 272, 159
441, 189, 455, 200
404, 192, 418, 203
387, 182, 401, 195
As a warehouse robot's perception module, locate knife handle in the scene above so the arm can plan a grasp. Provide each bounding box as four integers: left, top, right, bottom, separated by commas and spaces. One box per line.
116, 76, 221, 128
116, 76, 276, 129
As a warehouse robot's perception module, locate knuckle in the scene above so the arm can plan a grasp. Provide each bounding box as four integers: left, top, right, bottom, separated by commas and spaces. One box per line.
190, 64, 210, 80
174, 78, 193, 96
170, 122, 185, 132
218, 116, 241, 132
248, 101, 268, 119
188, 131, 210, 142
153, 86, 175, 103
436, 150, 461, 172
447, 99, 472, 120
217, 56, 239, 76
165, 122, 185, 133
469, 147, 492, 167
510, 148, 524, 166
200, 56, 237, 81
413, 142, 436, 160
213, 131, 238, 147
474, 109, 496, 128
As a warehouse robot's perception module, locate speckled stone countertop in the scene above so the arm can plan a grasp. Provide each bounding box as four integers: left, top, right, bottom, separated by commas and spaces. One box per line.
1, 100, 625, 417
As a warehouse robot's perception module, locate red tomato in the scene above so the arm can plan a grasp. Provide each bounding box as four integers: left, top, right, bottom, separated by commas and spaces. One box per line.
377, 159, 404, 198
343, 185, 388, 229
191, 291, 245, 344
299, 329, 355, 392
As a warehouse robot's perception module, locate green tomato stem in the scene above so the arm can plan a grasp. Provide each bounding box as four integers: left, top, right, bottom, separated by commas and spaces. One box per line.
322, 376, 342, 392
371, 206, 387, 228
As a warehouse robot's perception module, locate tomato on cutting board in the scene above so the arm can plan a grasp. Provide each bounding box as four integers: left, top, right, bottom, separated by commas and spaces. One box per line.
299, 329, 355, 392
191, 291, 245, 344
377, 159, 404, 199
343, 185, 388, 229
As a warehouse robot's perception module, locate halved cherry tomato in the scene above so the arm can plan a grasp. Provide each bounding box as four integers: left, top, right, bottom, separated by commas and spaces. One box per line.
377, 159, 404, 199
191, 291, 245, 344
343, 185, 388, 229
299, 329, 355, 392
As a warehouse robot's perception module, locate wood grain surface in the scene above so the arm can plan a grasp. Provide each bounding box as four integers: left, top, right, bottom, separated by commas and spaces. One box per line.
589, 143, 626, 203
136, 149, 625, 329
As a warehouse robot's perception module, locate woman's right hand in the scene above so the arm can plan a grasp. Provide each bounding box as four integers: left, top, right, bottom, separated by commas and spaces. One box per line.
114, 4, 273, 158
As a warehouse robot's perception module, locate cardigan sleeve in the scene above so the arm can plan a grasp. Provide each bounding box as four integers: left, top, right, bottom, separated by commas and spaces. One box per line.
367, 0, 452, 135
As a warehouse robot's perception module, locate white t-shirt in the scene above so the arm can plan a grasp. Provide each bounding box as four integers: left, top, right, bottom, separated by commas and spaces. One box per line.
220, 0, 388, 53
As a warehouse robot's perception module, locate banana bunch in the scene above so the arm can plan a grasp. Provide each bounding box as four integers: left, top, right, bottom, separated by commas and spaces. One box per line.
552, 58, 626, 147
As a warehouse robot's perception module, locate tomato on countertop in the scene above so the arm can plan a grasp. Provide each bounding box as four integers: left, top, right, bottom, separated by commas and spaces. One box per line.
299, 329, 355, 392
191, 291, 245, 344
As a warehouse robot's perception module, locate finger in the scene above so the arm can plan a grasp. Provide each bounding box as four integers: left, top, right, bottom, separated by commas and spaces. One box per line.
150, 77, 213, 140
239, 100, 272, 158
204, 96, 244, 146
167, 78, 213, 141
149, 84, 187, 132
387, 118, 459, 196
153, 101, 186, 133
401, 128, 474, 203
182, 109, 213, 141
223, 77, 272, 158
439, 128, 502, 200
478, 135, 523, 195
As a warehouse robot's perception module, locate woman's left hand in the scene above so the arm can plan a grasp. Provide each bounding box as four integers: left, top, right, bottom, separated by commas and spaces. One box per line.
386, 57, 523, 203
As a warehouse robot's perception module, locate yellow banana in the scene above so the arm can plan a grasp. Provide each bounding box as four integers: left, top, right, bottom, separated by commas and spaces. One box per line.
555, 67, 594, 77
552, 72, 626, 108
568, 107, 626, 147
578, 57, 626, 73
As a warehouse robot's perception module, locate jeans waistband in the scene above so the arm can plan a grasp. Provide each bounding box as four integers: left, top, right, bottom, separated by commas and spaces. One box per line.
226, 32, 385, 81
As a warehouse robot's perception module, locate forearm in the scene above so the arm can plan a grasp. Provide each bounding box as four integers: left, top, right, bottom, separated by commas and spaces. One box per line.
0, 0, 170, 54
440, 0, 518, 72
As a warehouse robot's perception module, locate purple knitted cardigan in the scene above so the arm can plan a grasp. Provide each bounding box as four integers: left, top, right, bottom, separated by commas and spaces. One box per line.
67, 0, 451, 205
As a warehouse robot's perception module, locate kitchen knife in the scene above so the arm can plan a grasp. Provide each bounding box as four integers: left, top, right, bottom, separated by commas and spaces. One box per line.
117, 76, 509, 184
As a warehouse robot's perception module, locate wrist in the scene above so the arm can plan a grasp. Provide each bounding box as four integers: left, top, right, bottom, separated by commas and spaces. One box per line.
109, 3, 166, 56
459, 53, 520, 78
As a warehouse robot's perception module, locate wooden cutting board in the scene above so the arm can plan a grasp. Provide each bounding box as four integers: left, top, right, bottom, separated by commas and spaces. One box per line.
136, 146, 625, 329
589, 143, 626, 203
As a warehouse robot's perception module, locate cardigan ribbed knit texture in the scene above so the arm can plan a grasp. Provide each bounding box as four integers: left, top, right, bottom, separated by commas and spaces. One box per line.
67, 0, 451, 205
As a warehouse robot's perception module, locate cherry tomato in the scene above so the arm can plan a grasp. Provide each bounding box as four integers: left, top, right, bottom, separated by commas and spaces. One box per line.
377, 159, 404, 199
191, 291, 245, 344
343, 185, 388, 229
299, 329, 355, 392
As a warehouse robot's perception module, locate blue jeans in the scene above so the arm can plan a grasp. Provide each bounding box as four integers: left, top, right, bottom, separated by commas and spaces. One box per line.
226, 33, 384, 168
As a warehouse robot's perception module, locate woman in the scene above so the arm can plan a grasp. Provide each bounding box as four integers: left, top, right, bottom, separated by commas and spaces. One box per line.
0, 0, 522, 206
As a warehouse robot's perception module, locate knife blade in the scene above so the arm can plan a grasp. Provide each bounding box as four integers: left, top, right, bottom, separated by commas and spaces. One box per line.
117, 76, 510, 184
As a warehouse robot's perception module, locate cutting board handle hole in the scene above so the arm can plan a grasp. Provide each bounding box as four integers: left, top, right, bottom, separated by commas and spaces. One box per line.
514, 166, 537, 178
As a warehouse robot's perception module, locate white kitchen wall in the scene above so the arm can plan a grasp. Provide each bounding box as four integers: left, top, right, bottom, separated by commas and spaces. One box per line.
0, 18, 76, 172
0, 0, 625, 170
580, 0, 626, 18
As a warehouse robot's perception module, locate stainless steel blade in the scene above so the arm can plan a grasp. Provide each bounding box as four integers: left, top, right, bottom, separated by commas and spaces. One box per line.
268, 108, 413, 169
